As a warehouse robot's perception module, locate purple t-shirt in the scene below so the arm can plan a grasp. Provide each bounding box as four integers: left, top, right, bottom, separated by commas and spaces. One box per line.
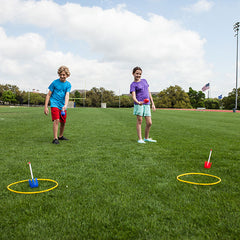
130, 79, 150, 105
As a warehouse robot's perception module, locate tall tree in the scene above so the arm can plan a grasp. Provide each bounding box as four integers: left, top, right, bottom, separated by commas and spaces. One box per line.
204, 98, 220, 109
120, 95, 133, 108
74, 91, 81, 107
187, 87, 205, 108
2, 90, 17, 104
86, 87, 102, 107
222, 88, 240, 110
156, 85, 191, 108
0, 84, 20, 98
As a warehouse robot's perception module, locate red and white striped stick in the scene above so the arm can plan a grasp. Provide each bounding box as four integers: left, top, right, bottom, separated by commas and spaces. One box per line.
28, 162, 34, 180
207, 149, 212, 164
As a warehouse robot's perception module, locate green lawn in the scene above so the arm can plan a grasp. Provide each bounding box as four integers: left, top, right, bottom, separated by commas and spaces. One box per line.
0, 106, 239, 240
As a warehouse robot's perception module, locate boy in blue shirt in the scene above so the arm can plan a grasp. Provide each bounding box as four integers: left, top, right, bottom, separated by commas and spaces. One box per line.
44, 66, 72, 144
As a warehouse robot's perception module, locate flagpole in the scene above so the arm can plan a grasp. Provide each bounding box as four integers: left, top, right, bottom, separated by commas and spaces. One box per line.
234, 22, 239, 112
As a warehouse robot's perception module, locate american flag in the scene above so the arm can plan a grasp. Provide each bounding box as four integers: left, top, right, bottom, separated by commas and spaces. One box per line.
202, 83, 210, 92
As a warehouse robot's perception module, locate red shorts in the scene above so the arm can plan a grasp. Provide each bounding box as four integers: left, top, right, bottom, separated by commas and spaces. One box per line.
51, 107, 67, 123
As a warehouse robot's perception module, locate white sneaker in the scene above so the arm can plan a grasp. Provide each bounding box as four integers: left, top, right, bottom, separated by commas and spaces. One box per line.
137, 139, 146, 144
144, 138, 157, 143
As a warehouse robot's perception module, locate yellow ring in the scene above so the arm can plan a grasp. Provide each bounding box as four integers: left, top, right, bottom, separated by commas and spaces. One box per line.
177, 173, 221, 186
7, 178, 58, 194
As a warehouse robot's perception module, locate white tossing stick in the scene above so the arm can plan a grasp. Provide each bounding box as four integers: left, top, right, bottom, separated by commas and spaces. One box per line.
28, 162, 34, 180
207, 149, 212, 164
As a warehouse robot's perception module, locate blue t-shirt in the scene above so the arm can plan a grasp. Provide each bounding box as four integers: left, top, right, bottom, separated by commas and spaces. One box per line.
130, 79, 150, 105
48, 79, 71, 110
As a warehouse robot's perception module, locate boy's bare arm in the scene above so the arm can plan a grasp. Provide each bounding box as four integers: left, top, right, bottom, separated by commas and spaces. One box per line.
62, 92, 70, 111
44, 90, 52, 115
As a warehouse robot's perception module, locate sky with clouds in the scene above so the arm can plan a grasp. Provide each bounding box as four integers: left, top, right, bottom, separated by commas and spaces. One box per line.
0, 0, 239, 97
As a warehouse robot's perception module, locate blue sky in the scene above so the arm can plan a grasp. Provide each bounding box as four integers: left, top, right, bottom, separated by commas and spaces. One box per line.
0, 0, 239, 97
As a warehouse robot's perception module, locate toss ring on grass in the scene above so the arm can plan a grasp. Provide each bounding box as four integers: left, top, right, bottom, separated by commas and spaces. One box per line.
7, 178, 58, 194
177, 173, 221, 186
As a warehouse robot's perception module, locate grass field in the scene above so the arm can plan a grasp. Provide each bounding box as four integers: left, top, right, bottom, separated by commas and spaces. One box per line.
0, 106, 239, 240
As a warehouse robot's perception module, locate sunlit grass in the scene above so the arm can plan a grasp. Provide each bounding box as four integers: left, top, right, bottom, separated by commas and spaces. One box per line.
0, 106, 239, 239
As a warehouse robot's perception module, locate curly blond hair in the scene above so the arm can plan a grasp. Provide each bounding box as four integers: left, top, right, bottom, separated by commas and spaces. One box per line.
57, 66, 70, 77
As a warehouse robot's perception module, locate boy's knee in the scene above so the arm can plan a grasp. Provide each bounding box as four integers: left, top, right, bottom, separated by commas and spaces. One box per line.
53, 119, 59, 124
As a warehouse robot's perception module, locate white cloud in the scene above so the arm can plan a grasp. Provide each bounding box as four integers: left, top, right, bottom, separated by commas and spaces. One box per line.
0, 0, 214, 95
0, 26, 126, 92
0, 28, 45, 59
183, 0, 214, 13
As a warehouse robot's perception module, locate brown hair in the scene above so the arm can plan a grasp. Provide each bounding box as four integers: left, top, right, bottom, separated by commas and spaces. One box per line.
58, 66, 70, 77
132, 66, 142, 74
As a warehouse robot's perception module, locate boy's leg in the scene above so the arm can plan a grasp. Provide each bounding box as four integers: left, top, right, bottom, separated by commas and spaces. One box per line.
53, 119, 59, 139
144, 116, 152, 139
58, 111, 68, 140
136, 115, 143, 140
51, 107, 61, 144
59, 122, 65, 138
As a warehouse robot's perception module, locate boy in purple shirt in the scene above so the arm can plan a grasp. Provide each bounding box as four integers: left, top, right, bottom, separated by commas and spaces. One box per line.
130, 66, 157, 143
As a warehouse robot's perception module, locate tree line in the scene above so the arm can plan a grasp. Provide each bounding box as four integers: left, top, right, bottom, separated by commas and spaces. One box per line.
0, 83, 239, 110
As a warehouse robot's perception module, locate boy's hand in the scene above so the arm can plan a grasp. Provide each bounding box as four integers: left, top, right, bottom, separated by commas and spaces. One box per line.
62, 105, 67, 111
44, 107, 49, 115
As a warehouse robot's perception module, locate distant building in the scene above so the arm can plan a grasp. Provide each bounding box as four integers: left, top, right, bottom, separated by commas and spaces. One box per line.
151, 92, 159, 96
32, 89, 40, 93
